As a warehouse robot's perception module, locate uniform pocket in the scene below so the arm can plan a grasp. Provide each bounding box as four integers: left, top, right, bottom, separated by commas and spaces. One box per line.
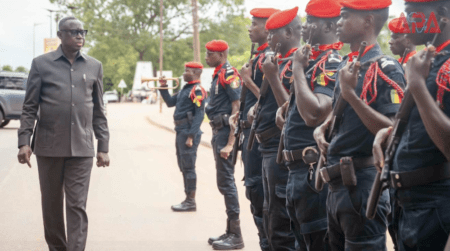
37, 122, 52, 148
86, 128, 94, 149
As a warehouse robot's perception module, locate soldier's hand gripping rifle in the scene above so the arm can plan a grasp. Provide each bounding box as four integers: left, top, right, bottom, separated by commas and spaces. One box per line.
366, 20, 446, 220
276, 27, 316, 164
315, 41, 368, 191
247, 43, 281, 151
231, 43, 258, 165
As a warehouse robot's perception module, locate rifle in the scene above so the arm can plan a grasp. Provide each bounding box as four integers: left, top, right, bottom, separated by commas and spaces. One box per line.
276, 27, 316, 164
247, 43, 281, 151
315, 41, 368, 191
400, 48, 410, 67
366, 20, 446, 220
231, 43, 257, 165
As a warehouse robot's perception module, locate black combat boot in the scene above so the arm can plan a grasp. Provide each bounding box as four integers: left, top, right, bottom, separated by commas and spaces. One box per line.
171, 191, 196, 212
212, 219, 244, 250
208, 219, 230, 245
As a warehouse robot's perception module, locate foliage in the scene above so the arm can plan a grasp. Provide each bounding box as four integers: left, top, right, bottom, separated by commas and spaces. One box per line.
14, 66, 28, 73
1, 65, 13, 72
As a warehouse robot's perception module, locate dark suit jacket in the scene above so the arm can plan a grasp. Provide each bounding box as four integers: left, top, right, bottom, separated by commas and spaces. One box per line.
18, 46, 109, 157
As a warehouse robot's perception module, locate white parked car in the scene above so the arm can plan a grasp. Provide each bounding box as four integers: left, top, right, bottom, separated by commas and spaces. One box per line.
103, 91, 119, 103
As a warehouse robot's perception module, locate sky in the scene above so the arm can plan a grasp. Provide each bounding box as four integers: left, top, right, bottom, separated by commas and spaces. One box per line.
0, 0, 406, 70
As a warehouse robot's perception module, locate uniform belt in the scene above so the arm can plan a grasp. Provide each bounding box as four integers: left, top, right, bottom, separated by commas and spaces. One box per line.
209, 114, 230, 130
174, 118, 189, 126
390, 162, 450, 189
322, 156, 374, 182
255, 127, 281, 144
283, 149, 304, 163
240, 120, 251, 129
284, 146, 319, 171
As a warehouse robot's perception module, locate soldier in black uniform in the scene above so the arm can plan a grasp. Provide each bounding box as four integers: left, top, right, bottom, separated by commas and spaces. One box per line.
388, 16, 417, 68
313, 0, 406, 249
274, 0, 342, 249
230, 7, 278, 251
373, 0, 450, 250
248, 7, 300, 251
158, 62, 206, 212
204, 40, 244, 250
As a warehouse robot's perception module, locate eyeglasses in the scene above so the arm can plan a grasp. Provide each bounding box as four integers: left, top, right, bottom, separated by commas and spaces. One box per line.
60, 29, 88, 37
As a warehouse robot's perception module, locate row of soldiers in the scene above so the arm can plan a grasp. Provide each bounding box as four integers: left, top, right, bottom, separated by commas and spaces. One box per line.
159, 0, 450, 250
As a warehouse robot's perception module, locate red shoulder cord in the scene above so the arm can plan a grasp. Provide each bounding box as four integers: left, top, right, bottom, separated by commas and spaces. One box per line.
360, 62, 405, 105
279, 61, 292, 93
436, 58, 450, 109
190, 84, 207, 102
218, 67, 241, 89
310, 50, 337, 91
257, 53, 266, 71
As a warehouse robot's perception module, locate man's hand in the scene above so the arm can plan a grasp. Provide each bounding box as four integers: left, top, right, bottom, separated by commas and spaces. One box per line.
406, 47, 435, 92
276, 101, 289, 130
220, 144, 234, 159
339, 61, 361, 101
159, 76, 168, 87
229, 113, 239, 132
186, 136, 193, 148
314, 121, 331, 156
373, 127, 392, 173
262, 54, 279, 80
17, 145, 32, 168
240, 59, 254, 84
292, 45, 311, 70
96, 152, 110, 167
247, 104, 257, 124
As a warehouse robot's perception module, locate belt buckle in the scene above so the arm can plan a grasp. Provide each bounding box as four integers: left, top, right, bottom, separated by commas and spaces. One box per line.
302, 146, 318, 165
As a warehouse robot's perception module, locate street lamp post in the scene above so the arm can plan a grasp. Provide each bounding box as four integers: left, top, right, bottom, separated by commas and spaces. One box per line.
33, 23, 43, 58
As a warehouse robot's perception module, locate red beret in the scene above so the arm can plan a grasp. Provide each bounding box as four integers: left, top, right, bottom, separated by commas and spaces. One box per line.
388, 17, 410, 33
265, 7, 299, 30
306, 0, 342, 18
205, 40, 229, 52
341, 0, 392, 10
185, 62, 203, 69
250, 8, 280, 19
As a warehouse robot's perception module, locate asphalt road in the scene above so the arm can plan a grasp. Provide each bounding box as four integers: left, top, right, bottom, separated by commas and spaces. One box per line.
0, 103, 394, 250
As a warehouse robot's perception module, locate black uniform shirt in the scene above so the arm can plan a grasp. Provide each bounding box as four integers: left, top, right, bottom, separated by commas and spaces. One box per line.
257, 54, 292, 152
327, 44, 406, 166
243, 45, 270, 121
205, 62, 241, 119
394, 44, 450, 172
160, 82, 205, 137
284, 50, 341, 151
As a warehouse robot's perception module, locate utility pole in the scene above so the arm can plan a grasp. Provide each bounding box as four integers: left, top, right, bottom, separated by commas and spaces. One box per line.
159, 0, 164, 113
33, 23, 43, 58
191, 0, 201, 62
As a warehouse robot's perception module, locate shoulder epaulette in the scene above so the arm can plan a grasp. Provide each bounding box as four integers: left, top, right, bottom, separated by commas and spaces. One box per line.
218, 65, 241, 89
360, 56, 404, 105
190, 84, 207, 107
436, 57, 450, 109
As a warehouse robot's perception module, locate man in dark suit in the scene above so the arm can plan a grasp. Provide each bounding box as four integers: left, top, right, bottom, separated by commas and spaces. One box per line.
17, 16, 110, 251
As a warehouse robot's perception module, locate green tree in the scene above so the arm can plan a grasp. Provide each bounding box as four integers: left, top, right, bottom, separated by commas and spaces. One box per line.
15, 66, 28, 73
51, 0, 245, 91
1, 65, 13, 72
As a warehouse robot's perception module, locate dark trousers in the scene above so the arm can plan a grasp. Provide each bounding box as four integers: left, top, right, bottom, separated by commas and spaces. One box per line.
175, 131, 201, 194
211, 126, 240, 220
388, 189, 401, 251
327, 167, 390, 251
395, 182, 450, 251
286, 161, 329, 251
261, 152, 296, 251
242, 129, 269, 250
36, 156, 93, 251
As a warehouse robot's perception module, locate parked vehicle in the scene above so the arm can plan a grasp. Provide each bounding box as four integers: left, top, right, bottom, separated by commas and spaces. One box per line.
0, 72, 27, 128
103, 91, 119, 103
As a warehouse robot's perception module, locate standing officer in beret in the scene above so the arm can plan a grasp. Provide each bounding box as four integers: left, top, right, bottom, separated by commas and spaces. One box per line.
274, 0, 342, 249
249, 7, 300, 251
313, 0, 406, 249
204, 40, 244, 250
230, 7, 279, 251
158, 62, 206, 212
373, 0, 450, 250
17, 16, 110, 251
388, 16, 417, 68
